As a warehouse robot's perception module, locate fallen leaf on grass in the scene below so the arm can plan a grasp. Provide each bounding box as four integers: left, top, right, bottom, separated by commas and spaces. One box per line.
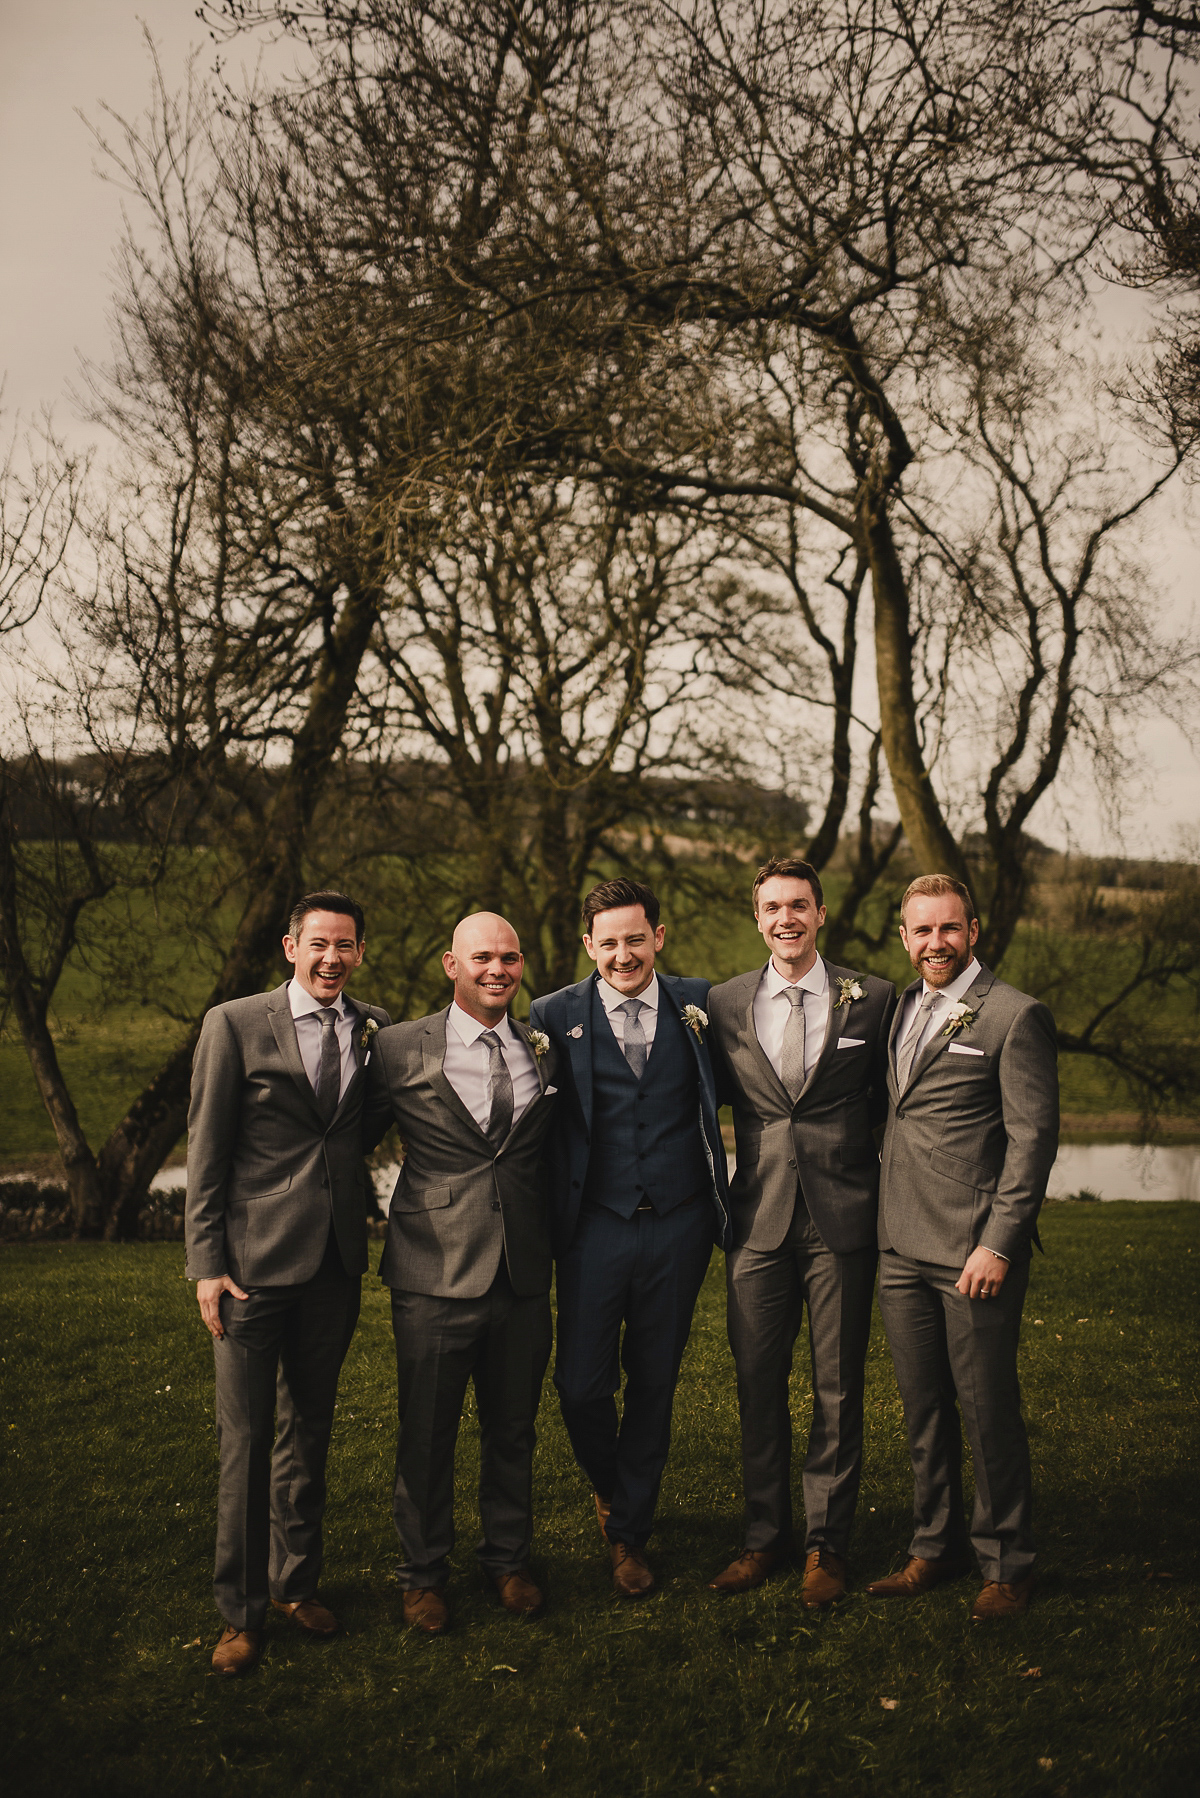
185, 1638, 201, 1649
490, 1664, 518, 1675
880, 1697, 898, 1710
572, 1725, 588, 1741
1037, 1759, 1053, 1771
1021, 1667, 1042, 1679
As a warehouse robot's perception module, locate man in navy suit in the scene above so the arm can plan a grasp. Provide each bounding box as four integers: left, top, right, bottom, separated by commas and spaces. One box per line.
529, 879, 729, 1598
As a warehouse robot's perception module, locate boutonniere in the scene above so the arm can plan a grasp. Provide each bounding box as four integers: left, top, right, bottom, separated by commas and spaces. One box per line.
681, 1003, 708, 1042
528, 1029, 550, 1060
941, 1001, 977, 1038
834, 977, 865, 1010
568, 1024, 584, 1040
359, 1016, 379, 1053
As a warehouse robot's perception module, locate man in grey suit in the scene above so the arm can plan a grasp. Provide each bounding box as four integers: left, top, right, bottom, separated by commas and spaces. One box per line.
186, 891, 390, 1677
868, 873, 1058, 1620
363, 912, 559, 1635
706, 857, 896, 1606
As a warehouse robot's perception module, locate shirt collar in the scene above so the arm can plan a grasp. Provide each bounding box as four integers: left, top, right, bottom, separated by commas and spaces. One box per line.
288, 978, 348, 1022
448, 1001, 515, 1046
595, 971, 660, 1015
922, 956, 981, 1005
763, 954, 827, 1000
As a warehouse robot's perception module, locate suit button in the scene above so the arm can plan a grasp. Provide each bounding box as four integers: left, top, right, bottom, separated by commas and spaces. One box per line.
321, 1177, 329, 1188
788, 1159, 796, 1168
571, 1180, 581, 1190
491, 1201, 501, 1212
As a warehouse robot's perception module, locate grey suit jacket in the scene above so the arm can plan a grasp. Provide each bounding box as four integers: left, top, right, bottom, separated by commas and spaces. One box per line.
709, 959, 897, 1254
878, 963, 1059, 1267
185, 983, 392, 1287
363, 1008, 560, 1300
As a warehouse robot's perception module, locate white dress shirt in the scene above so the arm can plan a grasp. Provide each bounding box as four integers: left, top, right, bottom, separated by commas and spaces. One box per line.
288, 979, 358, 1105
753, 955, 829, 1083
595, 971, 661, 1051
895, 956, 982, 1067
442, 1002, 540, 1132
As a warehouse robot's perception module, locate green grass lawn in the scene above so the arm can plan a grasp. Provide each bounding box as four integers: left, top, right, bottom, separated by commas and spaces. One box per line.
3, 1204, 1198, 1796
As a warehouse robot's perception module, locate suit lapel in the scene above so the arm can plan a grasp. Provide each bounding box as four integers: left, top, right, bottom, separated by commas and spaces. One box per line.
511, 1016, 551, 1096
888, 979, 921, 1103
903, 964, 995, 1093
422, 1009, 492, 1142
566, 978, 595, 1139
266, 983, 325, 1121
796, 961, 849, 1100
328, 996, 371, 1122
735, 964, 793, 1105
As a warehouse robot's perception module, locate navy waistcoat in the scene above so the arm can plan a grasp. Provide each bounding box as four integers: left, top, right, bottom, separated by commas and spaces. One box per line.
582, 983, 709, 1218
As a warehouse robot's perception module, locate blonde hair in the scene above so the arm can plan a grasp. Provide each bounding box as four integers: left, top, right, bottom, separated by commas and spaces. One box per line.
899, 874, 975, 926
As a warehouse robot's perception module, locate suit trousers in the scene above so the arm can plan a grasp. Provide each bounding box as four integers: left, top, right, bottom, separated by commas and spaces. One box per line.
877, 1249, 1034, 1581
389, 1261, 553, 1588
554, 1199, 714, 1547
212, 1264, 361, 1629
726, 1197, 877, 1556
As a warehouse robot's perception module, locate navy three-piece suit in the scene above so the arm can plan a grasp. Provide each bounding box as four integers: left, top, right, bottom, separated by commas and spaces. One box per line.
529, 973, 730, 1547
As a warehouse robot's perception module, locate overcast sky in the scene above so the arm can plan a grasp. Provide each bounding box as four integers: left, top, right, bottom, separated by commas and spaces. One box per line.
2, 1, 1197, 858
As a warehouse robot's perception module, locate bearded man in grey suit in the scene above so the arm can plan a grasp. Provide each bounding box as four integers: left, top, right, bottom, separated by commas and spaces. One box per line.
867, 874, 1058, 1621
186, 891, 391, 1677
706, 857, 896, 1607
363, 912, 559, 1635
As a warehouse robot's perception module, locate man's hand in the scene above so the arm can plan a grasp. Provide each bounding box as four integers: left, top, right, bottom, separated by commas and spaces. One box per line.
197, 1275, 249, 1339
955, 1246, 1009, 1301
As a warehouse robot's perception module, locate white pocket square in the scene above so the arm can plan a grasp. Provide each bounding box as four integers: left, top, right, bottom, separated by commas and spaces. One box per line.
837, 1037, 866, 1048
544, 1084, 559, 1095
948, 1042, 985, 1056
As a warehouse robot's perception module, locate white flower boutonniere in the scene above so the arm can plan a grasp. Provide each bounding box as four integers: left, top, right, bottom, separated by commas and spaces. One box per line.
834, 977, 866, 1010
941, 1001, 977, 1038
681, 1003, 709, 1042
359, 1016, 380, 1054
528, 1029, 550, 1060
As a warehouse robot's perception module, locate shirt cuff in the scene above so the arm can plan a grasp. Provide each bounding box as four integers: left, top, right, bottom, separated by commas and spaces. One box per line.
980, 1244, 1009, 1262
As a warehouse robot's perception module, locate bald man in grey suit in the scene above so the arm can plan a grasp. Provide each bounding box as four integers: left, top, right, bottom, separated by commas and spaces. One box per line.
363, 913, 560, 1635
186, 891, 390, 1676
868, 874, 1058, 1621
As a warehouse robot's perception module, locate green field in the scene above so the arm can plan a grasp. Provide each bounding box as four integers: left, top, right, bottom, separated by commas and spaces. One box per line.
2, 1204, 1197, 1796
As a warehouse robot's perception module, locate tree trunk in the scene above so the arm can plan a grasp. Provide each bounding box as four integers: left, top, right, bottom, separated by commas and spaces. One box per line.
862, 495, 970, 888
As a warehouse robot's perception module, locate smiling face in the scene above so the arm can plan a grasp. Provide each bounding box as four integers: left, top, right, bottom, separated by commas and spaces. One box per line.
899, 893, 979, 989
584, 903, 665, 998
755, 876, 826, 981
283, 910, 364, 1005
443, 912, 524, 1025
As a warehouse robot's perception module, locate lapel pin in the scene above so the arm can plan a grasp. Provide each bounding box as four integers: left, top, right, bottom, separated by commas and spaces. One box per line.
568, 1025, 584, 1039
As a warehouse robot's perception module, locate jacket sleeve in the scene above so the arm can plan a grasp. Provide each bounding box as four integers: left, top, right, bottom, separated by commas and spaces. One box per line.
868, 983, 898, 1132
184, 1007, 243, 1282
362, 1031, 397, 1156
985, 1001, 1059, 1260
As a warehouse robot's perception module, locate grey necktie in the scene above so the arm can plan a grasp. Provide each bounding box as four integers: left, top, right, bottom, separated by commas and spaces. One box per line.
315, 1005, 341, 1122
896, 991, 938, 1092
617, 999, 648, 1078
780, 985, 809, 1097
480, 1029, 514, 1142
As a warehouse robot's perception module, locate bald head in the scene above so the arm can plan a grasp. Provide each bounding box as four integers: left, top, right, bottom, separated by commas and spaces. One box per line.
443, 911, 524, 1026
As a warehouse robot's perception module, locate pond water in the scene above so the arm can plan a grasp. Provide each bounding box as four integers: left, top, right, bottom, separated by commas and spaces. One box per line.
153, 1142, 1200, 1204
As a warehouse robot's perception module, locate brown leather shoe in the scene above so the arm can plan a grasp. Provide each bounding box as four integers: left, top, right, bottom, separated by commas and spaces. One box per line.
970, 1573, 1033, 1620
494, 1566, 546, 1617
593, 1492, 612, 1537
708, 1546, 783, 1595
802, 1549, 846, 1607
271, 1595, 339, 1638
211, 1626, 262, 1676
867, 1554, 969, 1597
402, 1586, 450, 1635
610, 1542, 655, 1598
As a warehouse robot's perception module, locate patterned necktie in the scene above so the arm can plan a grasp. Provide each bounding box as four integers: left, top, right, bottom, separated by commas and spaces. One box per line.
316, 1006, 342, 1123
780, 985, 808, 1097
896, 991, 938, 1092
617, 999, 648, 1078
480, 1029, 514, 1142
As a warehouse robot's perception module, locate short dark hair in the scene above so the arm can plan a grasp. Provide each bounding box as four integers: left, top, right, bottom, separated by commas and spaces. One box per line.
287, 891, 366, 943
752, 856, 824, 911
582, 878, 661, 936
899, 874, 976, 927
